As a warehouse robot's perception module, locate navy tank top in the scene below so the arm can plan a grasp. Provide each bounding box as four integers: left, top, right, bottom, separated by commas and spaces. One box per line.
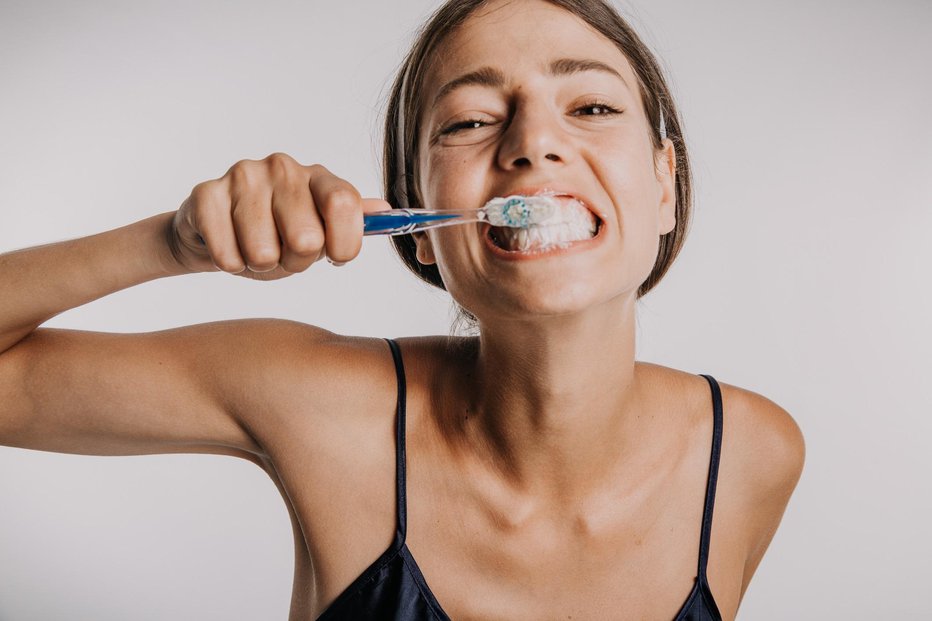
317, 338, 724, 620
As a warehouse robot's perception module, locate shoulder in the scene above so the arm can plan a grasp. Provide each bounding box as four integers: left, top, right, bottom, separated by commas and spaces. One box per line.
716, 380, 806, 502
643, 365, 805, 499
183, 318, 398, 406
223, 325, 472, 447
712, 378, 805, 592
189, 319, 404, 445
659, 369, 805, 599
192, 317, 396, 377
207, 320, 464, 419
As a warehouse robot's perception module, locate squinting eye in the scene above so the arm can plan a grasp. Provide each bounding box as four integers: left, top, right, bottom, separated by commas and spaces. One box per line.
439, 119, 488, 135
573, 102, 622, 116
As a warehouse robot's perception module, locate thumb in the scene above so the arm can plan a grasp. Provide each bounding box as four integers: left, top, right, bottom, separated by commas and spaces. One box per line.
361, 198, 393, 214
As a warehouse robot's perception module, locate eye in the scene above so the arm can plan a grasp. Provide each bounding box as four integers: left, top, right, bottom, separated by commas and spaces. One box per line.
572, 101, 622, 117
439, 119, 490, 136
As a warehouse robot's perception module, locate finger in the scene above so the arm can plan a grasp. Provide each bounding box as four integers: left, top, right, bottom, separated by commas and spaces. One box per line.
189, 182, 247, 274
362, 198, 392, 214
308, 167, 364, 264
271, 178, 325, 274
231, 185, 281, 273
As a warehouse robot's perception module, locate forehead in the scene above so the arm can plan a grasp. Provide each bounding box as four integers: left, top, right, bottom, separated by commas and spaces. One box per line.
425, 0, 639, 98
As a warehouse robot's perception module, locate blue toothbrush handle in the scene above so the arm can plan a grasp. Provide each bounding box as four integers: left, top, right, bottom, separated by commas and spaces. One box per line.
363, 209, 469, 236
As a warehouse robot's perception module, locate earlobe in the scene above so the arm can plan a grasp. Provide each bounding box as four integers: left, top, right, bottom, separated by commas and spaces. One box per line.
655, 138, 677, 235
413, 232, 437, 265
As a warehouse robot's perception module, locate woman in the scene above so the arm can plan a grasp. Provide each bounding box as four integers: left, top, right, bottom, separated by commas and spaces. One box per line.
0, 0, 804, 619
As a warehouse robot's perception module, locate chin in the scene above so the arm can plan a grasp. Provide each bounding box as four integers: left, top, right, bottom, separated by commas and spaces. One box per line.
466, 275, 629, 323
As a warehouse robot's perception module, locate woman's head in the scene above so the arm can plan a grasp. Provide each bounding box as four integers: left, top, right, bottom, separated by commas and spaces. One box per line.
383, 0, 691, 325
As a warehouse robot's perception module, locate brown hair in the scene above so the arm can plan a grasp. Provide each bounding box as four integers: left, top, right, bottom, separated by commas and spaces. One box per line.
382, 0, 692, 320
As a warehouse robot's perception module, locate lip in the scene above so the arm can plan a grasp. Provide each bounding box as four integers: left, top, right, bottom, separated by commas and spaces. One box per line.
480, 186, 606, 261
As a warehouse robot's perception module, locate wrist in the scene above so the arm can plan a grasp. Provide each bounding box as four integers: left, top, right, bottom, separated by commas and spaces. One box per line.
133, 211, 195, 279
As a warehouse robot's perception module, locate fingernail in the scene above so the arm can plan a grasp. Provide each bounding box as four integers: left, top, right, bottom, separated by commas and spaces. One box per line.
327, 258, 346, 267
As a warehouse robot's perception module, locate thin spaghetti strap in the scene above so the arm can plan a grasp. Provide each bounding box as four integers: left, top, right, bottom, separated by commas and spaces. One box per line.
384, 338, 408, 544
697, 374, 723, 582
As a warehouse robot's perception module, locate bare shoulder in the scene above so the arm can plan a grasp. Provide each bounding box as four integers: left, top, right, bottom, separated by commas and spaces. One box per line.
640, 362, 805, 490
192, 318, 402, 451
638, 363, 805, 598
715, 380, 806, 503
711, 377, 806, 594
175, 317, 396, 405
643, 363, 805, 498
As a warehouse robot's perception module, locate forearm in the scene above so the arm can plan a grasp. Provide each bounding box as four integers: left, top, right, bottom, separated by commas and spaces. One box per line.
0, 211, 190, 354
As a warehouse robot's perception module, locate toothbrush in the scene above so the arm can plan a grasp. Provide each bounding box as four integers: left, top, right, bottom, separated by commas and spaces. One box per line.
363, 195, 562, 236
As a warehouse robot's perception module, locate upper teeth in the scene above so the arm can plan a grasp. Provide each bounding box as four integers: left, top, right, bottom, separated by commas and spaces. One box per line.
483, 195, 561, 227
491, 198, 597, 251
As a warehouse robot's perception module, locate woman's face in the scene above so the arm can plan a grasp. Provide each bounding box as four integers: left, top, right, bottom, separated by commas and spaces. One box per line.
414, 0, 676, 323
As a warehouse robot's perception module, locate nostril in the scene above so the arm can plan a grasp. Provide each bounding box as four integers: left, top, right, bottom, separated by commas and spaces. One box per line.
508, 152, 562, 167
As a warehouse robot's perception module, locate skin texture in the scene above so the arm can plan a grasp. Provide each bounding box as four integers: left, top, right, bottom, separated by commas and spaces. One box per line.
0, 1, 805, 619
415, 1, 676, 321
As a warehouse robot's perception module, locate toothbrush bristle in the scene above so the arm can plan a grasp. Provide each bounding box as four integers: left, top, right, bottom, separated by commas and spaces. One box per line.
484, 195, 558, 228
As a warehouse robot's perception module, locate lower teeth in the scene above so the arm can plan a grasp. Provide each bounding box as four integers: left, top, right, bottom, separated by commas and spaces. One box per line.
486, 197, 598, 252
490, 223, 596, 252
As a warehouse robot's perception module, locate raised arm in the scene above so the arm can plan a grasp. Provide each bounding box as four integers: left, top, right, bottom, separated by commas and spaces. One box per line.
0, 153, 389, 458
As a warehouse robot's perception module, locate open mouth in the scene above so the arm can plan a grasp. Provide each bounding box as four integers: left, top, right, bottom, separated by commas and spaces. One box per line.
486, 195, 601, 253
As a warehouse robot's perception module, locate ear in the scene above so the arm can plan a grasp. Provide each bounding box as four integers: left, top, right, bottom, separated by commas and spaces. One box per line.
412, 231, 437, 265
654, 137, 677, 235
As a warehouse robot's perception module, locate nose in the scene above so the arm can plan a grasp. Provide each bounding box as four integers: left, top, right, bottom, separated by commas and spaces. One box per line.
495, 101, 570, 170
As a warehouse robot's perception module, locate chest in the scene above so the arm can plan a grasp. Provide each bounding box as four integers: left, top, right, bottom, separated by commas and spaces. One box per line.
397, 459, 714, 620
261, 386, 744, 620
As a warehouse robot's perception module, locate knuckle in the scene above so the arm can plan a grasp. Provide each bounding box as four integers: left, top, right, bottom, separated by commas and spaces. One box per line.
190, 180, 219, 205
287, 228, 325, 255
227, 159, 263, 189
246, 246, 280, 268
264, 152, 298, 176
328, 252, 356, 265
323, 187, 361, 216
214, 253, 245, 273
307, 163, 328, 177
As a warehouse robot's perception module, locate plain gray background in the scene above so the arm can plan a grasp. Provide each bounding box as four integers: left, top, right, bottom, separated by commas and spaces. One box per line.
1, 0, 930, 619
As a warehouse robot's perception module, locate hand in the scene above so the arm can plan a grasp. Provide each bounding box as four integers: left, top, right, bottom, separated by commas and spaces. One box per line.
169, 153, 389, 280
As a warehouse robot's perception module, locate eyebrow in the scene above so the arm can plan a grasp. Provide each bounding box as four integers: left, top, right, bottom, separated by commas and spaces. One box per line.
432, 57, 629, 106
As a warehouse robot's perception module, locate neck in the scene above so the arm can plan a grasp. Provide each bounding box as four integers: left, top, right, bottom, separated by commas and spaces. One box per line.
449, 296, 649, 504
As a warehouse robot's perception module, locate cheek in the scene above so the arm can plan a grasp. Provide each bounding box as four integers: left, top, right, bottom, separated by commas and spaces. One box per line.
427, 230, 493, 315
615, 199, 662, 274
588, 141, 665, 278
422, 151, 487, 211
420, 128, 507, 210
591, 130, 656, 186
591, 136, 662, 218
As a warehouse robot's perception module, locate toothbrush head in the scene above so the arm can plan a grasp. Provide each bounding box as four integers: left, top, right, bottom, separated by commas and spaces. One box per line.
482, 195, 559, 228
